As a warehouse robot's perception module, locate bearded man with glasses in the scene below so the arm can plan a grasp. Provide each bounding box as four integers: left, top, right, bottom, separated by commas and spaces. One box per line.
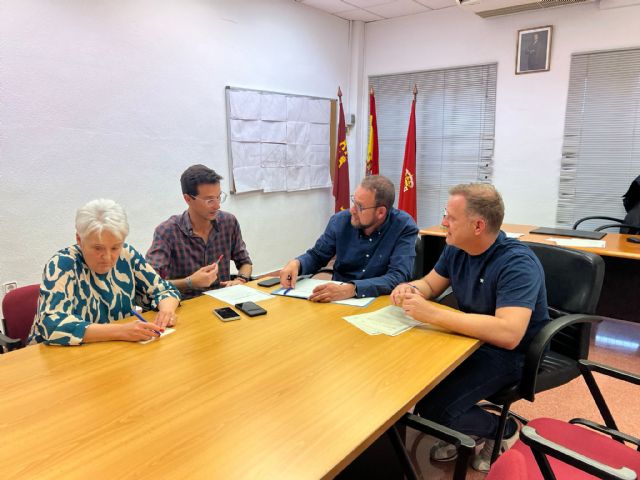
279, 175, 418, 302
146, 164, 253, 299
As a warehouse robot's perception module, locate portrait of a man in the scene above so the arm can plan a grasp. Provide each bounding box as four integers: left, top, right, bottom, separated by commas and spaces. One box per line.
517, 26, 552, 74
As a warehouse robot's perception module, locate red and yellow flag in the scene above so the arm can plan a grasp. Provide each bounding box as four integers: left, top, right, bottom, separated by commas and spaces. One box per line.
398, 85, 417, 221
366, 87, 379, 176
333, 87, 350, 212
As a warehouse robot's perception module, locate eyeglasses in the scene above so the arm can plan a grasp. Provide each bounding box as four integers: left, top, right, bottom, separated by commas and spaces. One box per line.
190, 192, 227, 206
350, 195, 380, 213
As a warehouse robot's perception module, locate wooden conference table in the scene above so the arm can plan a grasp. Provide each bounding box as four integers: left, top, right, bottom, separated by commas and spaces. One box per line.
420, 223, 640, 322
1, 283, 480, 479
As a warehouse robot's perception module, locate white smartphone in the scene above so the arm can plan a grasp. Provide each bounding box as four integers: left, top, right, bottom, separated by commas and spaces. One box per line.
213, 307, 241, 322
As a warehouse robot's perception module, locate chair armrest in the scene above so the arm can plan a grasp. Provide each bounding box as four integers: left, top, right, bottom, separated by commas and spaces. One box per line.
579, 359, 640, 386
0, 332, 22, 352
573, 216, 625, 229
569, 418, 640, 447
595, 223, 640, 232
520, 314, 603, 400
401, 413, 475, 452
520, 425, 638, 480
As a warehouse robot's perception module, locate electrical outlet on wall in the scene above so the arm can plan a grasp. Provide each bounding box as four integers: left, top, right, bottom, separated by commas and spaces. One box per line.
2, 282, 18, 294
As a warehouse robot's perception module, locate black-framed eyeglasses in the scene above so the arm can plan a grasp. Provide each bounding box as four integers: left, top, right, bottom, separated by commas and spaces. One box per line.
350, 195, 380, 213
190, 192, 227, 206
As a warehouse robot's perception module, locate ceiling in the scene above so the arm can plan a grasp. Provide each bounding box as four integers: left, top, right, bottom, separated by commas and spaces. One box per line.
294, 0, 459, 22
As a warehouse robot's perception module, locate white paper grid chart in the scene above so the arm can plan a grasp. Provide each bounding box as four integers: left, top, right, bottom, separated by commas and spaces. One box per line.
226, 87, 332, 193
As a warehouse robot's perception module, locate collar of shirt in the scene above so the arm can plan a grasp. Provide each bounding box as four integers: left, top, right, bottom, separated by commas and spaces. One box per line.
178, 210, 220, 238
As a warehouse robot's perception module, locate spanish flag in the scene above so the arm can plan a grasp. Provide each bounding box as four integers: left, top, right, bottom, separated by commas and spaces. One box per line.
333, 87, 350, 212
366, 87, 379, 176
398, 85, 417, 221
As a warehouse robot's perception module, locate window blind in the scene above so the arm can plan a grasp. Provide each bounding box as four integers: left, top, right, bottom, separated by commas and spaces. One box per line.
369, 63, 497, 227
557, 48, 640, 229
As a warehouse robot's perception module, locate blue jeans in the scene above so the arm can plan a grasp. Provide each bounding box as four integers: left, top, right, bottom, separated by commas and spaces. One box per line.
415, 344, 524, 439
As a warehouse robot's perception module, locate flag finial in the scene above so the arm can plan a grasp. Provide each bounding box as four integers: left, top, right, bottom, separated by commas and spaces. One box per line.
370, 86, 374, 95
413, 84, 418, 98
337, 86, 342, 98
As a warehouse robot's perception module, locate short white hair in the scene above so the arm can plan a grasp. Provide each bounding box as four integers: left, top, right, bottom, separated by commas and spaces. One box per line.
75, 199, 129, 241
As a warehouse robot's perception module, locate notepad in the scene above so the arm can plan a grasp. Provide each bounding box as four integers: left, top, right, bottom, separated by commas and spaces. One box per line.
272, 278, 375, 307
547, 238, 606, 248
343, 305, 422, 336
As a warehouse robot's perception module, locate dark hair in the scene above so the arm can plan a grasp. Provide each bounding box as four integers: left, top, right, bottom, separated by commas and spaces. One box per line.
360, 175, 395, 210
449, 183, 505, 234
180, 164, 223, 196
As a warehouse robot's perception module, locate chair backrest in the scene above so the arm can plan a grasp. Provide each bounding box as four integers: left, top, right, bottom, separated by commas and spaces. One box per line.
412, 235, 424, 280
1, 284, 40, 347
522, 242, 605, 359
621, 203, 640, 234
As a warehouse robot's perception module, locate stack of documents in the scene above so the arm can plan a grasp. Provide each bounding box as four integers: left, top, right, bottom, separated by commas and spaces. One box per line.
343, 306, 422, 336
547, 238, 606, 248
204, 284, 274, 305
272, 278, 375, 307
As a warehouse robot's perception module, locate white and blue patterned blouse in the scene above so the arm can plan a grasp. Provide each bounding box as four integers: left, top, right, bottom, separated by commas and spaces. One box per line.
28, 244, 181, 346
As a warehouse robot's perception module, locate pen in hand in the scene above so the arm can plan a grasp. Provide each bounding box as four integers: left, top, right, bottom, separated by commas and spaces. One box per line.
130, 309, 162, 336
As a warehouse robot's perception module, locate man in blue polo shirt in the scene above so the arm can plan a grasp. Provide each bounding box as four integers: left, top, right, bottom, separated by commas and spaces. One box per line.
391, 183, 549, 473
279, 175, 418, 302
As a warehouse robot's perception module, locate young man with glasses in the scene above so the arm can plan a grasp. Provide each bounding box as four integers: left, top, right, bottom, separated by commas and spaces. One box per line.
279, 175, 418, 302
146, 164, 252, 299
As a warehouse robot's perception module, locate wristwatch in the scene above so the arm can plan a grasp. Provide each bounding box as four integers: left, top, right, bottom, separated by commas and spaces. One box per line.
236, 274, 251, 283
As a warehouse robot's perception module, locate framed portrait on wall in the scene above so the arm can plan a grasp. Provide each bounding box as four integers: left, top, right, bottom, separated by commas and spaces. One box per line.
516, 26, 552, 74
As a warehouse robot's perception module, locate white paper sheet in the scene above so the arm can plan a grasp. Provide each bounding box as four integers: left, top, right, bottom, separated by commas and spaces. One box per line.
286, 166, 310, 191
286, 121, 310, 144
547, 238, 606, 248
309, 165, 332, 188
204, 284, 274, 305
309, 144, 329, 166
230, 119, 261, 142
286, 144, 310, 166
308, 98, 330, 123
261, 142, 286, 167
261, 93, 287, 121
233, 166, 264, 193
309, 123, 329, 145
262, 167, 287, 192
260, 121, 286, 143
229, 90, 261, 119
231, 141, 261, 167
505, 232, 524, 239
139, 327, 176, 344
343, 306, 422, 336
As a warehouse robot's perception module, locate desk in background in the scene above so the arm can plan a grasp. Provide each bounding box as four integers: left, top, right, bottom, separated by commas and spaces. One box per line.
420, 224, 640, 323
1, 284, 479, 479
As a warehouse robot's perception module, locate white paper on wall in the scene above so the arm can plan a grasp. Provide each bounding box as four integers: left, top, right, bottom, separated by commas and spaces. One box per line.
309, 123, 329, 145
233, 166, 264, 193
262, 167, 287, 192
261, 93, 287, 121
286, 96, 307, 122
309, 144, 329, 166
261, 143, 286, 167
230, 119, 261, 142
286, 121, 310, 145
308, 98, 330, 123
309, 165, 332, 188
286, 144, 311, 166
229, 90, 261, 120
231, 141, 261, 167
286, 166, 311, 191
260, 121, 286, 143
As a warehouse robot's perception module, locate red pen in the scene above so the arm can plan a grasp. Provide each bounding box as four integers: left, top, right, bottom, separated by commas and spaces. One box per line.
215, 254, 223, 265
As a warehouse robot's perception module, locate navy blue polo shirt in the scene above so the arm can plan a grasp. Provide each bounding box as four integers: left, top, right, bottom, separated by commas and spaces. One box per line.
434, 231, 549, 351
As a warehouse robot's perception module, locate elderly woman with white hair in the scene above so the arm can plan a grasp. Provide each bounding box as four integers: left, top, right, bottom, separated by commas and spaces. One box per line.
29, 199, 181, 345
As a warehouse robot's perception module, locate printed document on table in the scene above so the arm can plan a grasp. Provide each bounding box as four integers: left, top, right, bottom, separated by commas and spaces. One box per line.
204, 284, 274, 305
343, 306, 422, 336
505, 232, 524, 239
272, 278, 375, 307
547, 238, 606, 248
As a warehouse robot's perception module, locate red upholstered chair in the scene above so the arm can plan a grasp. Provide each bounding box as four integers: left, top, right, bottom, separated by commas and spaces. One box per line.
0, 284, 40, 352
486, 360, 640, 480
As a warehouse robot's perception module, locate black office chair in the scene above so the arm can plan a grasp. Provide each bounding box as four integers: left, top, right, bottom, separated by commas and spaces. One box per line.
483, 242, 606, 466
573, 175, 640, 234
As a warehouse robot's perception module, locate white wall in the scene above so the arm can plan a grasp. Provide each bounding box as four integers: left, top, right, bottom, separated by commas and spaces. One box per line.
363, 2, 640, 225
0, 0, 350, 300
